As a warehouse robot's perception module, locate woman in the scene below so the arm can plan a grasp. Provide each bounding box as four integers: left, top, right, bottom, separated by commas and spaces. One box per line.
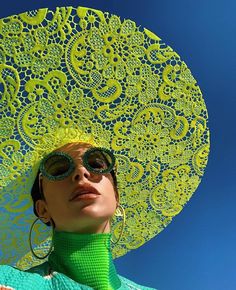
0, 5, 209, 290
0, 142, 155, 289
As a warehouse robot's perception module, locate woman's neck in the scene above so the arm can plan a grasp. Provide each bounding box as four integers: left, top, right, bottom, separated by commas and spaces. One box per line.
48, 230, 121, 290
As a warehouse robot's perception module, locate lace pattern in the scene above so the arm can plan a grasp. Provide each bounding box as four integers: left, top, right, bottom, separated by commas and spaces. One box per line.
0, 6, 210, 269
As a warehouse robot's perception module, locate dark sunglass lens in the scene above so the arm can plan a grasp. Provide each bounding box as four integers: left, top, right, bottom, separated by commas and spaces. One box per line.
85, 149, 114, 173
44, 155, 70, 177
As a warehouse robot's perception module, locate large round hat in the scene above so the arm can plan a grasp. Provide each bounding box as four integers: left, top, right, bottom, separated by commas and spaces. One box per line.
0, 6, 210, 270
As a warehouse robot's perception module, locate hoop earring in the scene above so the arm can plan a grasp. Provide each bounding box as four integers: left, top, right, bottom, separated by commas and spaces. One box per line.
111, 204, 126, 245
29, 217, 54, 260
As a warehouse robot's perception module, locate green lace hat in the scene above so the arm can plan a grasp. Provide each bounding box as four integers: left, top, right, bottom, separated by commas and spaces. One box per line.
0, 6, 210, 270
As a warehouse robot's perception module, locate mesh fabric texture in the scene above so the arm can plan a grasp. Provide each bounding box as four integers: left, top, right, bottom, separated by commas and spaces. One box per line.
48, 232, 121, 289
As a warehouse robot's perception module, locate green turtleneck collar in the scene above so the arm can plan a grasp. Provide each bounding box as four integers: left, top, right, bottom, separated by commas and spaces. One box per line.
48, 231, 121, 290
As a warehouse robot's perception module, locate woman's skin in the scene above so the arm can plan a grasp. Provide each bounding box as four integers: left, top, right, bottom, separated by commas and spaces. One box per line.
35, 143, 119, 234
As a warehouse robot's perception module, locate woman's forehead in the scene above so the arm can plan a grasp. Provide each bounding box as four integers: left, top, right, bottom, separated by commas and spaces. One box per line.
54, 142, 92, 158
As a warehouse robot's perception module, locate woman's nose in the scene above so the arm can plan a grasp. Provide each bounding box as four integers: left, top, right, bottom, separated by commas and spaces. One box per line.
71, 164, 91, 182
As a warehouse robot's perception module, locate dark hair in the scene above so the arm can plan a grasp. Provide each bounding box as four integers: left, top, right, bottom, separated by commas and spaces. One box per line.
31, 169, 118, 227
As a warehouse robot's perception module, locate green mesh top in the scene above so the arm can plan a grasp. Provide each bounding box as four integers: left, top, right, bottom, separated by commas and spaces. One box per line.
0, 232, 156, 290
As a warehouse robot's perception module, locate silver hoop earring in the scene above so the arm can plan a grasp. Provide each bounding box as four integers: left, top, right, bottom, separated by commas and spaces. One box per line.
111, 204, 126, 245
29, 217, 54, 260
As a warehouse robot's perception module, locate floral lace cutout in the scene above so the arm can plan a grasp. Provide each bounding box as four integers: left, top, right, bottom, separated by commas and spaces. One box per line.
0, 6, 210, 269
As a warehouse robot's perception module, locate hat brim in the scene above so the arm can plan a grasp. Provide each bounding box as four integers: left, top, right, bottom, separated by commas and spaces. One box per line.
0, 6, 210, 269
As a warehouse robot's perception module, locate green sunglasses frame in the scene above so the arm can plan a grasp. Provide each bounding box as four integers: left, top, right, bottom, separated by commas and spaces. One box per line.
39, 147, 116, 181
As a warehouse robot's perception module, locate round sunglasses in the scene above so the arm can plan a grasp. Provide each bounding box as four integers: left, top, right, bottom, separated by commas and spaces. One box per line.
39, 147, 116, 181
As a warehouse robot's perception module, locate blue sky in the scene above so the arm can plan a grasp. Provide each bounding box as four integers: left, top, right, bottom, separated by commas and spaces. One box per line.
1, 0, 235, 289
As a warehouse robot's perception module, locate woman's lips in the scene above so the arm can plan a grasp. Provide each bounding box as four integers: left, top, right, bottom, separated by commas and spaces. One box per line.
70, 185, 100, 201
71, 193, 100, 201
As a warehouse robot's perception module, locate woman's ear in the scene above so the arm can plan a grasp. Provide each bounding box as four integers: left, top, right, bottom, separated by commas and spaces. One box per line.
35, 199, 51, 223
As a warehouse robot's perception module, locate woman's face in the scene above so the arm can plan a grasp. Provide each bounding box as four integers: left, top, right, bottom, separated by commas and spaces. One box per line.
35, 143, 118, 233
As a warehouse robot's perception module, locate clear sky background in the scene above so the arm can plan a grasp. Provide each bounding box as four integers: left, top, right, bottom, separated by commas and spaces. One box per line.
0, 1, 235, 289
